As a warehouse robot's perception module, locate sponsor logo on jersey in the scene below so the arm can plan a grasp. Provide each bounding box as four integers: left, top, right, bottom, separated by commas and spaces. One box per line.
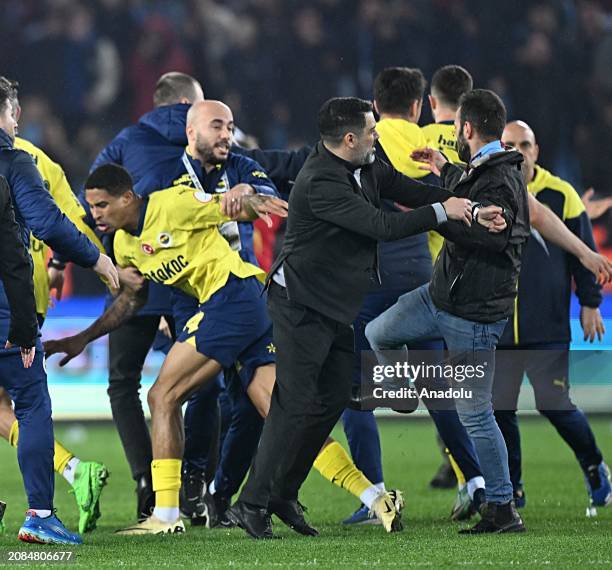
143, 255, 189, 283
251, 170, 268, 179
142, 243, 155, 255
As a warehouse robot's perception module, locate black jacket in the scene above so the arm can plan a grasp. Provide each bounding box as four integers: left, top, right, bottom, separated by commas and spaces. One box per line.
268, 142, 454, 324
0, 176, 38, 348
429, 150, 530, 323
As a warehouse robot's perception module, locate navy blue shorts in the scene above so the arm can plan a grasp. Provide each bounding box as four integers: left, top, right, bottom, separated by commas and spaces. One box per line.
177, 276, 275, 386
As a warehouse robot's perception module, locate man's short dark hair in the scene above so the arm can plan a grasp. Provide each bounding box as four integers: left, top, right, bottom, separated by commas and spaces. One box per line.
153, 72, 202, 108
85, 164, 133, 196
373, 67, 426, 115
0, 77, 18, 105
0, 80, 15, 115
318, 97, 373, 145
459, 89, 507, 141
431, 65, 473, 109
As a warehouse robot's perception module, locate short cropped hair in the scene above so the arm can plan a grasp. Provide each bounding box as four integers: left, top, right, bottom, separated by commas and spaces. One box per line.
431, 65, 473, 109
373, 67, 426, 114
153, 72, 202, 108
0, 80, 15, 115
85, 164, 134, 196
317, 97, 373, 145
0, 76, 19, 104
458, 89, 507, 141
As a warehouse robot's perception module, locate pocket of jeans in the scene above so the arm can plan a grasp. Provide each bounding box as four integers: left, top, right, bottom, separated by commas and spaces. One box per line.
473, 323, 492, 350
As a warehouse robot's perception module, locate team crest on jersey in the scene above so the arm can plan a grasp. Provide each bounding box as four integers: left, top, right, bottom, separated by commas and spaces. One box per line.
157, 232, 173, 247
194, 191, 212, 203
142, 243, 155, 255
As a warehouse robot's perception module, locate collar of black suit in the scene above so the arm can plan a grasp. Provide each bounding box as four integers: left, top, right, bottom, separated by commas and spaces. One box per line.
318, 141, 361, 173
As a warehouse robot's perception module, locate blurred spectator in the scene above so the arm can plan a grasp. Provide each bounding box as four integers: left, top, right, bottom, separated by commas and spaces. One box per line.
0, 0, 610, 220
127, 14, 193, 120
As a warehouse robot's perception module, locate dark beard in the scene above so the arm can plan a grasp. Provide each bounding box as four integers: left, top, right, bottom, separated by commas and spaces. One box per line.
457, 132, 471, 164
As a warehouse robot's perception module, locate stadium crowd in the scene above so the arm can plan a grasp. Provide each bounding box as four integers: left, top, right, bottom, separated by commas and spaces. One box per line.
1, 0, 612, 200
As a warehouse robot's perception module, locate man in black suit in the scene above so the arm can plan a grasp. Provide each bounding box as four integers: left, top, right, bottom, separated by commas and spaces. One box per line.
228, 97, 489, 539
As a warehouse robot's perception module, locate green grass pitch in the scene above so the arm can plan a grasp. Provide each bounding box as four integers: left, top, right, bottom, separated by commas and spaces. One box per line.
0, 417, 610, 568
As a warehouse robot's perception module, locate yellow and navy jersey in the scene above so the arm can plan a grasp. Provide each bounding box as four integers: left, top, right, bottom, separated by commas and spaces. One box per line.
14, 137, 105, 316
421, 120, 465, 261
113, 185, 265, 304
373, 118, 433, 292
421, 120, 463, 165
376, 118, 430, 180
498, 165, 601, 347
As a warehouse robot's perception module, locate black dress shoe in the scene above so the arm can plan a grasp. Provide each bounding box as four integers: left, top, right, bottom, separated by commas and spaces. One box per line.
136, 474, 155, 522
268, 498, 319, 536
227, 501, 274, 539
459, 500, 526, 534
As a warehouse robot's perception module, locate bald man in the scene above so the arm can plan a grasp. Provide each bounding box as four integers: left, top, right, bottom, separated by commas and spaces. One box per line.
494, 120, 611, 511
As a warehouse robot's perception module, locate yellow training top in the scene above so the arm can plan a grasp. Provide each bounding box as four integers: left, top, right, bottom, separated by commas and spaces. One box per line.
528, 165, 585, 220
421, 121, 463, 165
113, 186, 265, 304
14, 137, 105, 316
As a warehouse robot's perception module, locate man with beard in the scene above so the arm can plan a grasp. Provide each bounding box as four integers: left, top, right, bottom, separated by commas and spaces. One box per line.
366, 89, 531, 534
228, 97, 476, 539
142, 100, 400, 532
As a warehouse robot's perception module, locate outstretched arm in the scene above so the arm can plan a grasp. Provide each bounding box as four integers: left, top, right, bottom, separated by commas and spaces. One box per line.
529, 194, 612, 284
44, 277, 149, 366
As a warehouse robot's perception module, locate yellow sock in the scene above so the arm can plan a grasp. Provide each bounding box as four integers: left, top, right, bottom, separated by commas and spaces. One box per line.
10, 420, 75, 474
447, 449, 466, 487
54, 441, 75, 475
151, 459, 182, 508
314, 441, 372, 499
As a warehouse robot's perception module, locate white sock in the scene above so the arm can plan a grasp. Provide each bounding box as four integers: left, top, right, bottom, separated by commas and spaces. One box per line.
62, 457, 81, 485
359, 485, 381, 509
153, 506, 180, 523
209, 480, 216, 495
466, 476, 486, 500
375, 482, 386, 493
33, 509, 52, 518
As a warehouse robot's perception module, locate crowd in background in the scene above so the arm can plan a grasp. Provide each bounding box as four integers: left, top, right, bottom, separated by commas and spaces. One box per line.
1, 0, 611, 224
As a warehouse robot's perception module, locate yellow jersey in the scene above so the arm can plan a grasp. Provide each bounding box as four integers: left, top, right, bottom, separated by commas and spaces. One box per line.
376, 118, 429, 180
376, 117, 451, 261
421, 121, 462, 165
113, 186, 265, 304
14, 137, 105, 316
528, 165, 585, 219
421, 121, 465, 261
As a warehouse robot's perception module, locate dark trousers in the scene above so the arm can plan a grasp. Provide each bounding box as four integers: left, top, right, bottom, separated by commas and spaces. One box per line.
239, 282, 354, 507
493, 343, 603, 491
1, 349, 54, 509
107, 315, 163, 481
213, 374, 264, 498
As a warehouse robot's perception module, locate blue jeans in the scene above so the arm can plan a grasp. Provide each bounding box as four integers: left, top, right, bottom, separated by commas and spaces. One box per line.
365, 284, 512, 504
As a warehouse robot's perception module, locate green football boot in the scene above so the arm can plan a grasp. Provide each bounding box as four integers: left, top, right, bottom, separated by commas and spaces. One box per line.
70, 461, 109, 533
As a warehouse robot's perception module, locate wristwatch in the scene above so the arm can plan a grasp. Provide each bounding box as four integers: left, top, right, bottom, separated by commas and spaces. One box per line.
48, 258, 66, 270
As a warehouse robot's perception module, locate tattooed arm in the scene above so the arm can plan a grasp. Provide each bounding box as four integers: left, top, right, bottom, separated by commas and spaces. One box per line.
43, 280, 149, 366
